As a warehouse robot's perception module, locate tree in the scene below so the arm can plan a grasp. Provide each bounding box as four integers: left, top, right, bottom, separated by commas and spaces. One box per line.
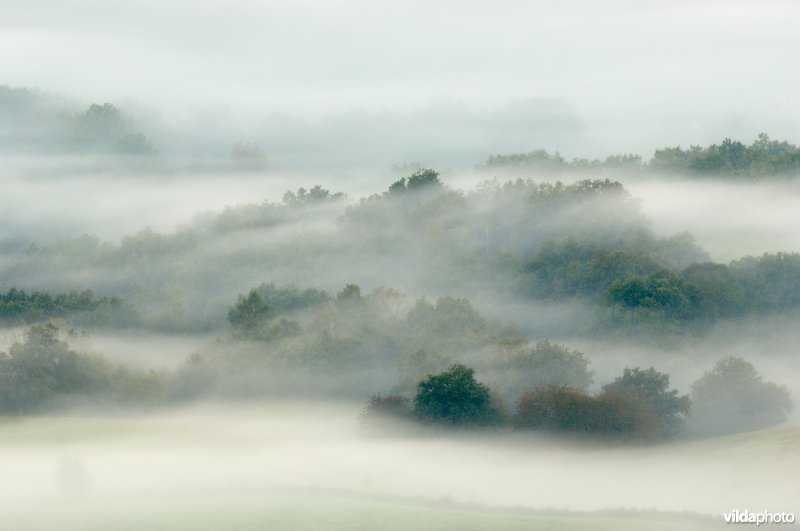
513, 383, 660, 441
602, 367, 690, 438
413, 364, 500, 427
729, 252, 800, 312
0, 324, 111, 414
283, 185, 345, 204
406, 168, 441, 190
514, 383, 590, 431
681, 262, 744, 319
336, 284, 363, 303
361, 394, 411, 422
493, 339, 593, 403
403, 297, 488, 352
397, 349, 452, 394
227, 289, 271, 333
388, 168, 442, 194
690, 356, 792, 436
605, 270, 702, 322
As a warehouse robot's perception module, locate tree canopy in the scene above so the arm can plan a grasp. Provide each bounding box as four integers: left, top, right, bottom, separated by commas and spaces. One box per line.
413, 364, 501, 427
690, 356, 793, 436
602, 367, 690, 438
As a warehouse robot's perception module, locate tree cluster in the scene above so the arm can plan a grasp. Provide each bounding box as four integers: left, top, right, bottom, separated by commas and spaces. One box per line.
363, 363, 690, 441
482, 133, 800, 178
0, 288, 137, 327
0, 325, 163, 414
363, 359, 791, 443
518, 236, 800, 338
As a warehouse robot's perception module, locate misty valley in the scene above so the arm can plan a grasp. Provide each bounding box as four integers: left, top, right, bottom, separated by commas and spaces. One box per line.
1, 86, 799, 529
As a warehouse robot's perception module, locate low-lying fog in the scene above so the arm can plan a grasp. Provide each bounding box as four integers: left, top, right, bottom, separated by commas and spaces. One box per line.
0, 327, 211, 370
0, 403, 796, 516
0, 161, 352, 245
4, 1, 799, 526
625, 178, 800, 262
4, 158, 800, 263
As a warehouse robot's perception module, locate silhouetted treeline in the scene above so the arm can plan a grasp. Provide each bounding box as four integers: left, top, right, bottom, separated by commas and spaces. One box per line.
482, 133, 800, 178
0, 288, 137, 327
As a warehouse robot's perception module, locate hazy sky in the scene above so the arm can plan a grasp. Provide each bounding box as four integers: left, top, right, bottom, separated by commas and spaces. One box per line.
3, 0, 799, 157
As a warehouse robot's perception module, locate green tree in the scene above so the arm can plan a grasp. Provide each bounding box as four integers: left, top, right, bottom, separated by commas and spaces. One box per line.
336, 284, 363, 304
228, 289, 271, 333
605, 270, 703, 323
388, 168, 442, 194
413, 364, 500, 427
283, 185, 345, 204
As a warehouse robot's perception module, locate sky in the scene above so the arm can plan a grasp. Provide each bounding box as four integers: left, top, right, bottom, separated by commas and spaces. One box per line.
2, 0, 799, 159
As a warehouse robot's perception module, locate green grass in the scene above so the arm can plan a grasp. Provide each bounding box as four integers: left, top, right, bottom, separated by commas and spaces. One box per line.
0, 494, 722, 531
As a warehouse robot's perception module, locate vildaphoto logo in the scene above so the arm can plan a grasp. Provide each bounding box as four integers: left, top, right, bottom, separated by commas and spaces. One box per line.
723, 509, 795, 526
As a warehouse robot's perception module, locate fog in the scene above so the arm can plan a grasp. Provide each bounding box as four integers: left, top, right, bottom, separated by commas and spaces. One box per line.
626, 178, 800, 262
0, 404, 796, 517
3, 1, 800, 527
0, 164, 349, 246
2, 186, 798, 525
3, 0, 800, 161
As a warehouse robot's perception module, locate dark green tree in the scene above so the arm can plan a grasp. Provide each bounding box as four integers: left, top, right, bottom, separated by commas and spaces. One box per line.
388, 168, 442, 194
228, 289, 271, 333
605, 270, 703, 322
413, 364, 500, 427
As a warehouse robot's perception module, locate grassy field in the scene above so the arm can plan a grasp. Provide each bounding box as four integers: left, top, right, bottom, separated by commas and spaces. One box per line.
0, 494, 724, 531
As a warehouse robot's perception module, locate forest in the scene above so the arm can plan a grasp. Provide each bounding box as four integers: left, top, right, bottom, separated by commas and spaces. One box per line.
0, 161, 795, 443
3, 2, 799, 526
